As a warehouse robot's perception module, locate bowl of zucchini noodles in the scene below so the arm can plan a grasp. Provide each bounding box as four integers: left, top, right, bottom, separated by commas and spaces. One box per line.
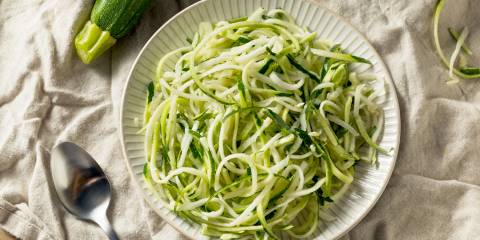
119, 0, 400, 239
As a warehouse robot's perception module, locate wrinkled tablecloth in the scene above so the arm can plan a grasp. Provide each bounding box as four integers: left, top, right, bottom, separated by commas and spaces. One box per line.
1, 0, 479, 239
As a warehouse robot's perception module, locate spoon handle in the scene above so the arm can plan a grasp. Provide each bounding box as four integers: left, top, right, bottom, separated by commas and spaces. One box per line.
96, 214, 119, 240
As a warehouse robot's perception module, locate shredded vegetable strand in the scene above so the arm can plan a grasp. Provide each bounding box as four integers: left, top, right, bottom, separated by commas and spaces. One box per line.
433, 0, 480, 80
448, 27, 469, 79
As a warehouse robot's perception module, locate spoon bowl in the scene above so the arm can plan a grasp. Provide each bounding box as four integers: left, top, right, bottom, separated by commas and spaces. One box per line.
51, 142, 118, 240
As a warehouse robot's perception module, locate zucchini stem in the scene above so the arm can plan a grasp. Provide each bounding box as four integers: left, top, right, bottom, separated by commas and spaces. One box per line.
75, 21, 117, 64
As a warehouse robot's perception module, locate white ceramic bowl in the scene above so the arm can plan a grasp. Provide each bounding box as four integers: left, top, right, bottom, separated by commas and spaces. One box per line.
119, 0, 401, 239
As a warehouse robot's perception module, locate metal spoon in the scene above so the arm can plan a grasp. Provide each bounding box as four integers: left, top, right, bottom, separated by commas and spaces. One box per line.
50, 142, 119, 240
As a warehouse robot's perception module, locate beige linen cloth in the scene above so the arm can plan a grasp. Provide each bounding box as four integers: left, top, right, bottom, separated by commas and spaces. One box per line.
1, 0, 479, 239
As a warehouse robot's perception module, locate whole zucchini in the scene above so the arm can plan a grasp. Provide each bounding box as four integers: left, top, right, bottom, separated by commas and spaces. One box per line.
75, 0, 152, 64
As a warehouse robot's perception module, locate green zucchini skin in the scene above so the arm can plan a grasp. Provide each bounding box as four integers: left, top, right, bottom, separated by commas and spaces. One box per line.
91, 0, 152, 39
75, 0, 151, 63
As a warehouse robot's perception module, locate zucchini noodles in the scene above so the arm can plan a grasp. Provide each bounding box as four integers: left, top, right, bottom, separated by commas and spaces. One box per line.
142, 7, 387, 239
433, 0, 480, 82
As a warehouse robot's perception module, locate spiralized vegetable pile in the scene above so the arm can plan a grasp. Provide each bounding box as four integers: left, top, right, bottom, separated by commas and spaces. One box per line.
142, 7, 388, 239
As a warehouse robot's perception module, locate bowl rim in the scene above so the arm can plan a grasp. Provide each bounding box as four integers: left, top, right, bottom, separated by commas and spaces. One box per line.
118, 0, 402, 239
